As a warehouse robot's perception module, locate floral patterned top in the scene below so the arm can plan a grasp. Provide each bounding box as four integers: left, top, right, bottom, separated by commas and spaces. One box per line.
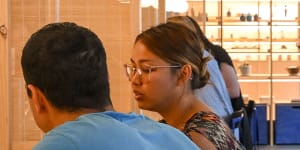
161, 111, 245, 150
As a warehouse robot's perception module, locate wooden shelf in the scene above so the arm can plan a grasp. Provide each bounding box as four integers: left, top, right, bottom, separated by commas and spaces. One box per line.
238, 74, 300, 80
197, 17, 299, 26
210, 38, 297, 43
185, 0, 300, 146
201, 16, 298, 22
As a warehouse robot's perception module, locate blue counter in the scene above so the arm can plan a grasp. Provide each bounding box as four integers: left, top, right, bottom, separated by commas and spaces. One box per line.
275, 103, 300, 144
251, 104, 269, 145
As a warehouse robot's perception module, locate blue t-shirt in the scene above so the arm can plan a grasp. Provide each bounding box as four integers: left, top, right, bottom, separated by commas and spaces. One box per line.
33, 111, 200, 150
194, 50, 233, 122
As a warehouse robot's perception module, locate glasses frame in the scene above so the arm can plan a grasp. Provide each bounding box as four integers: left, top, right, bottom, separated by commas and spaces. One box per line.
124, 64, 182, 81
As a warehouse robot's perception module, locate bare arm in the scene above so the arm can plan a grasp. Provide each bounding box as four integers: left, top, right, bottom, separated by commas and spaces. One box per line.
220, 63, 240, 98
189, 131, 217, 150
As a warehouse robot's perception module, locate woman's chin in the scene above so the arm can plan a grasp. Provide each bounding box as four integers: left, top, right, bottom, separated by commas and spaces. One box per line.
137, 102, 151, 111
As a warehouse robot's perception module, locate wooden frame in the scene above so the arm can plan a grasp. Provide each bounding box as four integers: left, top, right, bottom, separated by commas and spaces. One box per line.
0, 0, 9, 149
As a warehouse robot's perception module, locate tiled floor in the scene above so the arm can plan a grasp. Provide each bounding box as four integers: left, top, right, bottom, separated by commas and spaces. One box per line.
256, 145, 300, 150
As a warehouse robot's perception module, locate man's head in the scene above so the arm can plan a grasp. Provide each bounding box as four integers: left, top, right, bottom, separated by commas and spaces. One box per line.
21, 22, 112, 130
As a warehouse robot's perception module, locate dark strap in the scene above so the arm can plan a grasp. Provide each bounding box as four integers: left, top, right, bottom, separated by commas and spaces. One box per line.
229, 107, 254, 149
240, 107, 254, 150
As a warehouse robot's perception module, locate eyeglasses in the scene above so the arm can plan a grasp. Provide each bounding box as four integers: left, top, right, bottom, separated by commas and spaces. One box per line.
124, 64, 181, 81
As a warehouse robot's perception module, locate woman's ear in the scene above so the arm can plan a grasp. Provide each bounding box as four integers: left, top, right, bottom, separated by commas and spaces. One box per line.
178, 64, 193, 84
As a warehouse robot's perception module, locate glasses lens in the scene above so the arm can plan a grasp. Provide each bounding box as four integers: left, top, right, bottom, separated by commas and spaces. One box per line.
124, 64, 154, 81
124, 64, 131, 80
124, 64, 138, 81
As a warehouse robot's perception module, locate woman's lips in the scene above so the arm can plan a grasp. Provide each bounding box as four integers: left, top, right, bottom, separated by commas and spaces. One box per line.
133, 90, 143, 100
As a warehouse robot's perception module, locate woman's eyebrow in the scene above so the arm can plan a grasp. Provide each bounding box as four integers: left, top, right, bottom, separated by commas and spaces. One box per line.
130, 58, 153, 64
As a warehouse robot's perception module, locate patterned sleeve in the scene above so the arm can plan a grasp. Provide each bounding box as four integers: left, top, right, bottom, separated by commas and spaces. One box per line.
183, 112, 245, 150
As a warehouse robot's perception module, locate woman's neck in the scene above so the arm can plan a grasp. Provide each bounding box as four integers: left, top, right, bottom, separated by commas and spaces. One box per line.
159, 94, 199, 130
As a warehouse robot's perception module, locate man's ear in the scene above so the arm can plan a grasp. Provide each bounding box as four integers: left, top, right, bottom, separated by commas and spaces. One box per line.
27, 84, 48, 113
177, 64, 193, 84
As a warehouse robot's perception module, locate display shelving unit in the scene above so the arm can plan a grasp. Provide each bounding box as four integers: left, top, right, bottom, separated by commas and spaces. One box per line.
167, 0, 300, 145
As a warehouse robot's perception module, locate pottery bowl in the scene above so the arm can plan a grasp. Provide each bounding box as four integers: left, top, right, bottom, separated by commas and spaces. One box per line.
287, 66, 299, 76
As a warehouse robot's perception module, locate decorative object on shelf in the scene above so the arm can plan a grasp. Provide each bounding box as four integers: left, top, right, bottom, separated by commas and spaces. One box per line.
239, 62, 251, 76
246, 13, 252, 21
227, 8, 231, 17
287, 66, 299, 76
284, 5, 287, 17
240, 14, 246, 21
254, 14, 258, 21
197, 12, 202, 21
191, 6, 195, 17
296, 39, 300, 49
281, 45, 287, 49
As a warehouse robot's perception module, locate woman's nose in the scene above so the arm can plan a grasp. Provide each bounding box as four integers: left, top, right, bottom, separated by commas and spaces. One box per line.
131, 73, 142, 85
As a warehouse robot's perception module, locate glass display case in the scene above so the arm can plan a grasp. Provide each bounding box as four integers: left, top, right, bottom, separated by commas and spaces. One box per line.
167, 0, 300, 145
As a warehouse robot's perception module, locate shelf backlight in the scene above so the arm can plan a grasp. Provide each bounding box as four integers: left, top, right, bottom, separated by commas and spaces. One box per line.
239, 79, 300, 82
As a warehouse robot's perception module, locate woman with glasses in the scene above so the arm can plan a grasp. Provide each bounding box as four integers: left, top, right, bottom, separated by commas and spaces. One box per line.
125, 22, 245, 150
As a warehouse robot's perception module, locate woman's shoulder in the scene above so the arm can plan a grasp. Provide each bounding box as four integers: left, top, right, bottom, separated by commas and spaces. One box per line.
184, 111, 246, 150
186, 111, 223, 128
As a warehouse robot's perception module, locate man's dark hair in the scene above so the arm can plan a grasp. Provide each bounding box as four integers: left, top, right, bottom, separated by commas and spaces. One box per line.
21, 22, 112, 111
